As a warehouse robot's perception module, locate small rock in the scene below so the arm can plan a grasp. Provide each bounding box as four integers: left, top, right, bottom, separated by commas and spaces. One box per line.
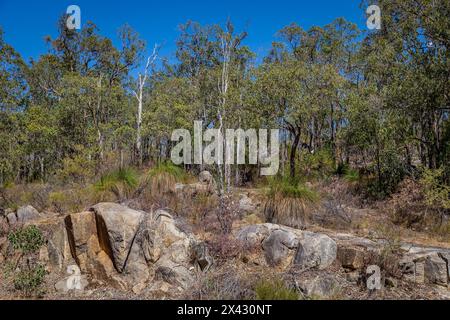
300, 275, 341, 299
6, 212, 17, 225
337, 246, 366, 270
132, 282, 147, 295
192, 242, 213, 272
424, 253, 448, 286
55, 265, 89, 293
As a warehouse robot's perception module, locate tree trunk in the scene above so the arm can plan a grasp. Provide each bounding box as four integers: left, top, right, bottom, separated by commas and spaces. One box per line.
290, 133, 301, 179
136, 95, 143, 165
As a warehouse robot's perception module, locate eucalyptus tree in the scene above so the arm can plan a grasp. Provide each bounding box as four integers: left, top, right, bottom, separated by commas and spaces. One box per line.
0, 28, 27, 184
361, 0, 450, 171
258, 19, 358, 178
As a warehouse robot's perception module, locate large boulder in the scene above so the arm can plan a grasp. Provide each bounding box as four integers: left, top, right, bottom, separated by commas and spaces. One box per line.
90, 203, 143, 273
294, 231, 337, 270
51, 210, 126, 290
65, 211, 101, 272
262, 229, 298, 267
236, 224, 337, 271
16, 205, 41, 224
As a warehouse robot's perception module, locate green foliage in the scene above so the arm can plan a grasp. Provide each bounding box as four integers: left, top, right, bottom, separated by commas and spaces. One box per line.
255, 279, 299, 300
344, 168, 360, 183
56, 146, 95, 184
300, 149, 335, 179
420, 167, 450, 210
336, 163, 360, 182
95, 167, 139, 201
8, 225, 45, 254
267, 177, 319, 202
6, 225, 47, 297
13, 264, 47, 297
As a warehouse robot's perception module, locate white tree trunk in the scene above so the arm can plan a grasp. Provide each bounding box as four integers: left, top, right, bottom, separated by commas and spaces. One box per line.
133, 45, 158, 165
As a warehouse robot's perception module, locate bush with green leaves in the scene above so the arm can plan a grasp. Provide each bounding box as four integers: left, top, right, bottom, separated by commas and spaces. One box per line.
13, 264, 46, 297
300, 148, 335, 179
6, 225, 47, 297
344, 168, 360, 183
420, 167, 450, 211
8, 225, 45, 254
420, 167, 450, 235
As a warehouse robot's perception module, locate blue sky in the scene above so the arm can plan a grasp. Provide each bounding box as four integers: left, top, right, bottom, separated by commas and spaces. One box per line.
0, 0, 368, 64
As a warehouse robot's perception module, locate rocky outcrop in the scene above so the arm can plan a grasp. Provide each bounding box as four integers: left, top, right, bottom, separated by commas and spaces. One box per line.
1, 202, 203, 295
61, 204, 199, 294
399, 247, 450, 287
331, 232, 450, 288
236, 223, 337, 271
90, 203, 143, 273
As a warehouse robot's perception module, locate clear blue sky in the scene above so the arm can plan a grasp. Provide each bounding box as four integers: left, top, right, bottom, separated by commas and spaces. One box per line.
0, 0, 368, 64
